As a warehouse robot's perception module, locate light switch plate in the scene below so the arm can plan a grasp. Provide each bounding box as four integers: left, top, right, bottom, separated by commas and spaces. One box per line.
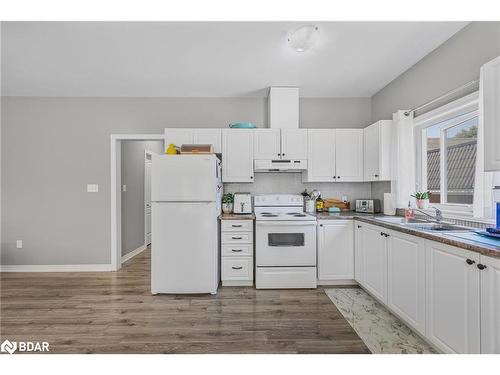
87, 184, 99, 193
16, 240, 23, 249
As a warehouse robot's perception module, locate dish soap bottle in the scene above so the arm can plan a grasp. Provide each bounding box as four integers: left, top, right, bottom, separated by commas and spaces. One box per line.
405, 200, 415, 222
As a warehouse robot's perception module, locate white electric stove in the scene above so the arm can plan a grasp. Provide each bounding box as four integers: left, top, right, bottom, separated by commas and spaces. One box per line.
254, 194, 317, 289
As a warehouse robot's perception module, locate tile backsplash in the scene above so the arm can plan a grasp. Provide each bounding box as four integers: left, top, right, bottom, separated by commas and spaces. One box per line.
224, 173, 372, 208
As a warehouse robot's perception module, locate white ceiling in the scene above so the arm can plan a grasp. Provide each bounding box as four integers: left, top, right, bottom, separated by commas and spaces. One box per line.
1, 21, 468, 97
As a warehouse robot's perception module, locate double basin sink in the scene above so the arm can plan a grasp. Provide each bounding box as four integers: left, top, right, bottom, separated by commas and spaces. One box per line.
372, 216, 469, 232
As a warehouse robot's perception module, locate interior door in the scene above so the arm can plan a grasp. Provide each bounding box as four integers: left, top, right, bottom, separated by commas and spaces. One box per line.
254, 129, 281, 159
306, 129, 335, 182
281, 129, 308, 159
335, 129, 364, 181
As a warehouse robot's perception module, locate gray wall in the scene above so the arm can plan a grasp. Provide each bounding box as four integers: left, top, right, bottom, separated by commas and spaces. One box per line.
121, 140, 163, 257
371, 22, 500, 121
1, 96, 371, 265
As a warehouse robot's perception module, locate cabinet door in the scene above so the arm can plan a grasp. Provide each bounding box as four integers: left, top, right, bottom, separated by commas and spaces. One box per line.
254, 129, 281, 159
281, 129, 308, 159
354, 221, 364, 284
317, 220, 354, 281
335, 129, 364, 182
193, 129, 222, 153
425, 241, 480, 353
164, 128, 193, 148
222, 129, 254, 183
361, 223, 388, 303
305, 129, 335, 182
387, 230, 425, 335
363, 123, 379, 181
480, 255, 500, 353
268, 87, 299, 129
481, 56, 500, 171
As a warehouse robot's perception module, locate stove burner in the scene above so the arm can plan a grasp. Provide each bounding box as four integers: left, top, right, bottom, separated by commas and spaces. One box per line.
293, 214, 307, 217
261, 214, 278, 217
260, 212, 273, 215
286, 212, 302, 215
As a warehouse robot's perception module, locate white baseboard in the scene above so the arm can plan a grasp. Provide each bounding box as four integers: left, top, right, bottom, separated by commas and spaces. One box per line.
0, 264, 113, 272
121, 244, 147, 263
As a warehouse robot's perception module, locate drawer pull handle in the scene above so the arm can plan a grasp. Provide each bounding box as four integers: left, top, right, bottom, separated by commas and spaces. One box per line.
232, 266, 243, 270
232, 225, 243, 227
466, 259, 475, 265
231, 236, 243, 240
231, 249, 243, 252
477, 264, 487, 270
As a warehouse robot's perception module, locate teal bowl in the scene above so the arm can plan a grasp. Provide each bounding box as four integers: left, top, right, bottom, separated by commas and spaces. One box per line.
229, 122, 256, 129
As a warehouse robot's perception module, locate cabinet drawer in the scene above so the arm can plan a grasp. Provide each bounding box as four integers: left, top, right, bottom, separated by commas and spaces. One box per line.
222, 257, 253, 280
222, 220, 253, 232
222, 244, 253, 257
222, 232, 253, 244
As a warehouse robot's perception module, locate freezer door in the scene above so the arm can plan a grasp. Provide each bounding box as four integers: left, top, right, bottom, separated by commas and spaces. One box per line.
152, 154, 217, 202
151, 202, 218, 294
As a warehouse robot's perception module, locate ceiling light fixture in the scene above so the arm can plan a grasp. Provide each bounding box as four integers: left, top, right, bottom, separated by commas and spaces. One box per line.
287, 25, 319, 52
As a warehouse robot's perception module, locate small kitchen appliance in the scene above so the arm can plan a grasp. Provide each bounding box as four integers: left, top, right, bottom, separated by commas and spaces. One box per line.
233, 193, 252, 214
355, 199, 381, 214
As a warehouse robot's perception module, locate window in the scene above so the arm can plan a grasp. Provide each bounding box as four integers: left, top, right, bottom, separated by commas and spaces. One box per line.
421, 111, 478, 207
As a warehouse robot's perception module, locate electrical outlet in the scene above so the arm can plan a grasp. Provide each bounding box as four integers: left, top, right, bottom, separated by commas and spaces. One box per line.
122, 185, 127, 192
87, 184, 99, 193
16, 240, 23, 249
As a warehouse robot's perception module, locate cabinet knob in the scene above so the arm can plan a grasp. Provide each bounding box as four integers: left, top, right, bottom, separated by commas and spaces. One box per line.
278, 153, 281, 157
337, 176, 340, 179
477, 264, 487, 270
357, 225, 362, 228
282, 153, 285, 157
466, 259, 476, 265
319, 224, 323, 227
250, 176, 253, 179
374, 174, 379, 177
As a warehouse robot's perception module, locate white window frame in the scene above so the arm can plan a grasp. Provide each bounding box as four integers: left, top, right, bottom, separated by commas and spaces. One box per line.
414, 91, 479, 218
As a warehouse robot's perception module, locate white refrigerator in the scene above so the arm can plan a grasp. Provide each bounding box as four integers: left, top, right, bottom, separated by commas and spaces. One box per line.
151, 154, 222, 294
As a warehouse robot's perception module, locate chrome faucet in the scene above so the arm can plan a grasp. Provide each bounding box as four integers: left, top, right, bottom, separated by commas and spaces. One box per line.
414, 206, 443, 223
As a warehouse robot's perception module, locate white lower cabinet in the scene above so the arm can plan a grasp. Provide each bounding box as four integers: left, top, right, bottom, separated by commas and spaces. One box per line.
480, 254, 500, 353
353, 221, 500, 353
425, 241, 481, 353
317, 220, 354, 283
387, 230, 425, 335
358, 222, 388, 304
221, 219, 254, 286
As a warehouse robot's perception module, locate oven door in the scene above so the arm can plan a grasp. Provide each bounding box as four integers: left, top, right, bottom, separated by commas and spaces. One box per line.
256, 221, 317, 267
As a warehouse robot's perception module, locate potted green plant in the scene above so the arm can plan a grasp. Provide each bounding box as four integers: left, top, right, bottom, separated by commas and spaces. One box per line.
222, 193, 234, 214
411, 191, 431, 209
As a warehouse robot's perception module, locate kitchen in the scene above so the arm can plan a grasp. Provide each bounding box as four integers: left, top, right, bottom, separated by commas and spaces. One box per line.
1, 13, 500, 372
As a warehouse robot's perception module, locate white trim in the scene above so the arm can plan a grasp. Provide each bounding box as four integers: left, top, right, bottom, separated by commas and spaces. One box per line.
1, 264, 114, 272
110, 134, 163, 271
121, 244, 147, 263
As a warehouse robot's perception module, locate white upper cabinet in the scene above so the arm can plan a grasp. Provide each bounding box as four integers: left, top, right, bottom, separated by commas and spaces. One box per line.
387, 230, 426, 335
305, 129, 336, 182
164, 128, 221, 153
335, 129, 364, 182
268, 87, 299, 129
254, 129, 281, 159
193, 129, 222, 153
222, 129, 254, 183
480, 56, 500, 171
425, 241, 480, 353
480, 254, 500, 353
164, 128, 193, 148
363, 120, 392, 181
281, 129, 308, 159
317, 220, 354, 282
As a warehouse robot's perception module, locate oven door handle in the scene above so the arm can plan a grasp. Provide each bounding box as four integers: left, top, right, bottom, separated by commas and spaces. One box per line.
256, 221, 317, 227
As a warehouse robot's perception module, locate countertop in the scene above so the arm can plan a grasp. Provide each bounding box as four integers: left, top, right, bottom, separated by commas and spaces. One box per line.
219, 213, 255, 220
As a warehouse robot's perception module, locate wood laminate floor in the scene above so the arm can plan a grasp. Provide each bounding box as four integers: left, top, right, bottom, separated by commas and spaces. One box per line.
0, 249, 369, 354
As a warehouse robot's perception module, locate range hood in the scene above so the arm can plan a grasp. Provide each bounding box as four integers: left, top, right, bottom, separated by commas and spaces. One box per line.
254, 159, 307, 172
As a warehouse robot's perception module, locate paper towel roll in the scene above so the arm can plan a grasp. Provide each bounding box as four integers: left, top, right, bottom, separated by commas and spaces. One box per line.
384, 193, 396, 215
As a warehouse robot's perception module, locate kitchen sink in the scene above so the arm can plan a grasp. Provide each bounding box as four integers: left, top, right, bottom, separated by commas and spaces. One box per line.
401, 222, 468, 232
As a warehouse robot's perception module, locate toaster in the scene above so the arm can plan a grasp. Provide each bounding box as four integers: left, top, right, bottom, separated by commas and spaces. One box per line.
233, 193, 252, 214
355, 199, 381, 214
